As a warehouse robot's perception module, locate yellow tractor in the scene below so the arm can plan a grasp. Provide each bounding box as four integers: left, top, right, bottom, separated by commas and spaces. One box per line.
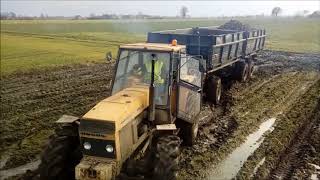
39, 41, 206, 180
39, 26, 265, 179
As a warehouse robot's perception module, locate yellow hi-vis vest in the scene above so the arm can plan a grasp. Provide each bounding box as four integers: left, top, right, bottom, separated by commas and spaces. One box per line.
144, 60, 164, 84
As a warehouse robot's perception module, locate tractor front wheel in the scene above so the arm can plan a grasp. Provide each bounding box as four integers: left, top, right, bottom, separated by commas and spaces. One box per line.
39, 124, 82, 180
153, 135, 181, 180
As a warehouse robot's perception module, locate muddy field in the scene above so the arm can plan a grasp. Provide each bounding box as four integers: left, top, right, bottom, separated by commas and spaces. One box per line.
179, 50, 320, 179
0, 50, 319, 180
1, 63, 115, 170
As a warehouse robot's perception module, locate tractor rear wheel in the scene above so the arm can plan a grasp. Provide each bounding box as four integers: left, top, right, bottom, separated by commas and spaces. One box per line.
39, 124, 81, 180
153, 135, 181, 180
206, 75, 222, 105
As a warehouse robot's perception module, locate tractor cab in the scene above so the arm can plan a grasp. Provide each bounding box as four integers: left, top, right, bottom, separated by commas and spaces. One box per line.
39, 24, 264, 180
111, 42, 204, 125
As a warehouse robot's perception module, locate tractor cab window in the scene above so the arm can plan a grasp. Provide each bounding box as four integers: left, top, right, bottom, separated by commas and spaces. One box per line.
112, 50, 170, 106
177, 55, 202, 120
180, 56, 202, 87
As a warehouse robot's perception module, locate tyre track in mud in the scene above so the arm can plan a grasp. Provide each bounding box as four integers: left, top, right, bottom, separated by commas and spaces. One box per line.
236, 79, 320, 180
269, 104, 320, 180
290, 118, 320, 180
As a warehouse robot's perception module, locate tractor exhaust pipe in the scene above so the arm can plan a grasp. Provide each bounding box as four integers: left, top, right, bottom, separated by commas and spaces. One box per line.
148, 54, 156, 122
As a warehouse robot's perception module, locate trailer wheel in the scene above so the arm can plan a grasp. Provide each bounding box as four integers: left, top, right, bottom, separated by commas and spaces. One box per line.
206, 76, 222, 105
153, 135, 181, 180
247, 61, 254, 79
39, 124, 81, 180
234, 61, 249, 82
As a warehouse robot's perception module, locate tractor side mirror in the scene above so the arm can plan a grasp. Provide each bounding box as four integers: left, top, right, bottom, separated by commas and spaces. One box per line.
199, 58, 206, 73
106, 52, 112, 62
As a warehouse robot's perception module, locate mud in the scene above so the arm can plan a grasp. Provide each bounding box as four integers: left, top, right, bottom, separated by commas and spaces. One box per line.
236, 79, 320, 179
1, 50, 320, 180
208, 117, 276, 179
1, 62, 115, 170
178, 50, 320, 179
217, 20, 253, 31
0, 159, 40, 179
270, 102, 320, 180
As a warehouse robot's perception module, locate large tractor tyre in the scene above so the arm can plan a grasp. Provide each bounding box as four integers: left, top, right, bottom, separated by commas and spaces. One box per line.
39, 124, 82, 180
234, 61, 249, 82
205, 76, 222, 105
153, 135, 181, 180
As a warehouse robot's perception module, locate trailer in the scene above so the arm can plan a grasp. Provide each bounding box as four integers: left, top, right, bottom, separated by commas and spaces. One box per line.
148, 26, 266, 73
148, 26, 266, 104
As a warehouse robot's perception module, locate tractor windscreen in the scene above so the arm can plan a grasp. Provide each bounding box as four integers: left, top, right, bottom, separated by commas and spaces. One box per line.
112, 50, 170, 105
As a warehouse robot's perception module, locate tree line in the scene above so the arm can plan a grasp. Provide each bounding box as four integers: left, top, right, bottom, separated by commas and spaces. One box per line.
1, 7, 319, 20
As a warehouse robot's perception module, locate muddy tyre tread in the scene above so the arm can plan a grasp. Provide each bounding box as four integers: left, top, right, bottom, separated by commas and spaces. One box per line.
39, 125, 81, 180
153, 135, 181, 180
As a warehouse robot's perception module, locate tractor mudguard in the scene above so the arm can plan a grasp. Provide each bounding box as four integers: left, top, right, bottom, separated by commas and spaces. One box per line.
56, 115, 79, 124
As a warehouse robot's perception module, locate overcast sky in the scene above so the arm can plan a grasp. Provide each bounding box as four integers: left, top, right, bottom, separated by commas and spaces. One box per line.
1, 1, 319, 17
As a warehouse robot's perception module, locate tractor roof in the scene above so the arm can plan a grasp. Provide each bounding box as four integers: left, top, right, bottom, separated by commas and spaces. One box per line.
120, 43, 185, 52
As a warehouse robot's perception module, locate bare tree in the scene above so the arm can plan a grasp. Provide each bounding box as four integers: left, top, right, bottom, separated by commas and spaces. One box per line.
40, 13, 45, 19
303, 10, 309, 16
180, 6, 188, 18
271, 7, 282, 17
309, 10, 320, 18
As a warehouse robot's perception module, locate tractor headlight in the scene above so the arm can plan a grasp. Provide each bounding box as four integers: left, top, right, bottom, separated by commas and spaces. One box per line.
105, 145, 114, 153
83, 142, 91, 150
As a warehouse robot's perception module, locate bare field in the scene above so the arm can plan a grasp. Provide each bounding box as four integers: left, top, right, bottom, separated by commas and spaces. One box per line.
1, 50, 319, 180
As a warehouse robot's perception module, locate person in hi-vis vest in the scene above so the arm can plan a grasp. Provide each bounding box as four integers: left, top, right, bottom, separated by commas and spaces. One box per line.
129, 56, 167, 105
143, 59, 166, 105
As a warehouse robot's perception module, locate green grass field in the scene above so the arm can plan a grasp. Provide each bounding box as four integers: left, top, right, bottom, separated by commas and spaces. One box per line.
1, 18, 319, 75
1, 32, 144, 74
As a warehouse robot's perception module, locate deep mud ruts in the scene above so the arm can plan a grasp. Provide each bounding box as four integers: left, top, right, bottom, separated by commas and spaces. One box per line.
237, 79, 320, 179
1, 50, 320, 180
178, 50, 320, 179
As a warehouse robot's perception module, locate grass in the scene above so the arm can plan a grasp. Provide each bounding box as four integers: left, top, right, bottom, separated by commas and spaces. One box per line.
1, 32, 143, 74
1, 18, 319, 75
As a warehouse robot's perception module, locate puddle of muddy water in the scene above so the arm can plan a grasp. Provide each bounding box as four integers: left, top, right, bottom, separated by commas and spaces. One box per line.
207, 118, 276, 180
0, 159, 40, 180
